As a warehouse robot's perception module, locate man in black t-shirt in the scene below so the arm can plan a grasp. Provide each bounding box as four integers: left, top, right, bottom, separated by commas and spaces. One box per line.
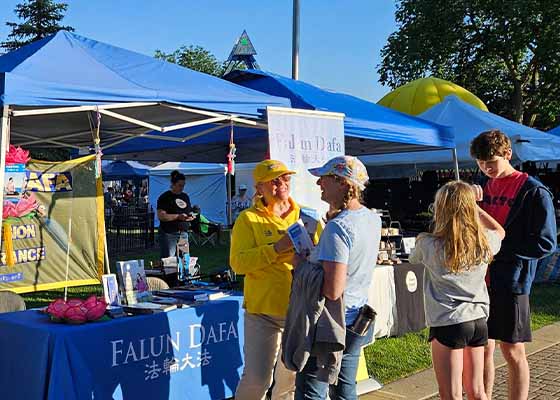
156, 171, 195, 257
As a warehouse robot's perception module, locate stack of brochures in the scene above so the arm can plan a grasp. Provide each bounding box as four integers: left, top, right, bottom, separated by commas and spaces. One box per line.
122, 302, 177, 314
153, 288, 229, 302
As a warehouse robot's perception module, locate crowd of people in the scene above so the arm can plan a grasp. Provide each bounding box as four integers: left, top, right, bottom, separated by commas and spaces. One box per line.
227, 129, 557, 400
104, 182, 148, 209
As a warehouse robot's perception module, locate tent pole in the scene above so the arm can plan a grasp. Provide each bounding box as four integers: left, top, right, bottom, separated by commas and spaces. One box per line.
451, 148, 460, 180
0, 106, 10, 251
292, 0, 300, 80
227, 172, 232, 227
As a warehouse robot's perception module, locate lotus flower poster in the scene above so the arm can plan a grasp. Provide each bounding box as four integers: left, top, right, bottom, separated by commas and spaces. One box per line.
1, 153, 104, 293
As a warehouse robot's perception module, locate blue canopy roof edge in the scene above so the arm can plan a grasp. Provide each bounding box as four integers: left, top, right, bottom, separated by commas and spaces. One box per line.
0, 31, 290, 116
549, 125, 560, 137
102, 160, 149, 180
225, 69, 455, 151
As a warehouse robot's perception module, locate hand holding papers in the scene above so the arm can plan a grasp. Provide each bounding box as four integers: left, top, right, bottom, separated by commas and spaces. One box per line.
287, 219, 315, 257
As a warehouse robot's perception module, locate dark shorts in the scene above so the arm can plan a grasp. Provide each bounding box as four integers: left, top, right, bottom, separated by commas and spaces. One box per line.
429, 318, 488, 349
487, 291, 532, 343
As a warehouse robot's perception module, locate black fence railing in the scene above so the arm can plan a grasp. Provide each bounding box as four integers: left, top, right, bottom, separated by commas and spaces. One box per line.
105, 206, 155, 257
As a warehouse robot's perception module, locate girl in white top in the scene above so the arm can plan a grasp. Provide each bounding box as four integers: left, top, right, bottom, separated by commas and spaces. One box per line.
410, 180, 505, 400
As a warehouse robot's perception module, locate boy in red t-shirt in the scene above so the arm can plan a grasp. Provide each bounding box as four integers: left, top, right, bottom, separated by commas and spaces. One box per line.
470, 130, 557, 400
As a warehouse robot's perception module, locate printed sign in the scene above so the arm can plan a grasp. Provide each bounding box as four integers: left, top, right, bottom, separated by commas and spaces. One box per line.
1, 156, 102, 293
267, 107, 345, 216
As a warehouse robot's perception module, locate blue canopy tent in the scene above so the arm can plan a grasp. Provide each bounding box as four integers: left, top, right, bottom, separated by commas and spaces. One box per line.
224, 70, 455, 155
0, 31, 291, 249
0, 31, 290, 151
102, 160, 150, 181
361, 96, 560, 173
104, 70, 455, 162
549, 125, 560, 137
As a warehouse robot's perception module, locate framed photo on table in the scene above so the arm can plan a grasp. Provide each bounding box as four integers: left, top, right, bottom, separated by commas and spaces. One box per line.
102, 274, 120, 306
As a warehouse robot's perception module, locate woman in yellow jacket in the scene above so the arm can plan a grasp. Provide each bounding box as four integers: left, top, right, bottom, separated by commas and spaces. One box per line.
231, 159, 321, 400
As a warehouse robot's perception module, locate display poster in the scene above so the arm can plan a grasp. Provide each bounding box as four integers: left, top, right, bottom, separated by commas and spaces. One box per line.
1, 155, 104, 293
267, 107, 345, 216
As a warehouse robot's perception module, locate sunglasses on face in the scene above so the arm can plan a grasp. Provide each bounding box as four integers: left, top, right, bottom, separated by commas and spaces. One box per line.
269, 175, 292, 186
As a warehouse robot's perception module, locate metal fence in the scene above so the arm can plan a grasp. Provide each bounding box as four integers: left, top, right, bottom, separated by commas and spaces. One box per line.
105, 206, 155, 257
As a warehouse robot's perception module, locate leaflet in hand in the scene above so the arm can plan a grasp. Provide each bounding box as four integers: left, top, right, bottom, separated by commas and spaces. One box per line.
299, 206, 321, 236
287, 219, 315, 256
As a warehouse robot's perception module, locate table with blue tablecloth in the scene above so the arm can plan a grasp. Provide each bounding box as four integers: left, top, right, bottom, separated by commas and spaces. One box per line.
0, 296, 244, 400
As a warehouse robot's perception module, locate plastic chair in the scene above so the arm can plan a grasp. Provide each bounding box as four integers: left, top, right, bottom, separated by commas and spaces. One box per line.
146, 276, 170, 291
0, 291, 26, 313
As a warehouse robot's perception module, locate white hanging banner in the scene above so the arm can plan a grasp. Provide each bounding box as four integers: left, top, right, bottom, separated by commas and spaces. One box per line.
267, 107, 345, 216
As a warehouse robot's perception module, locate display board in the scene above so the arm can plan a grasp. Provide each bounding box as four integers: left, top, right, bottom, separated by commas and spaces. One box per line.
1, 155, 104, 292
267, 107, 344, 215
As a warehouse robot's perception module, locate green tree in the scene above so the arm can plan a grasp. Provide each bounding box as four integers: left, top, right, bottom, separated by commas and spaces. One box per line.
155, 45, 226, 77
378, 0, 560, 129
1, 0, 74, 52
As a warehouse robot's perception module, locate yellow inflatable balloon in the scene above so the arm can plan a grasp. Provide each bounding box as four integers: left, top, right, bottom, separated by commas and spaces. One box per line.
378, 77, 488, 115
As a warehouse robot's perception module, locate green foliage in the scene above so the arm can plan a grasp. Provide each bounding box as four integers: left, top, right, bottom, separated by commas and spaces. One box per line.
1, 0, 74, 52
378, 0, 560, 129
155, 45, 226, 77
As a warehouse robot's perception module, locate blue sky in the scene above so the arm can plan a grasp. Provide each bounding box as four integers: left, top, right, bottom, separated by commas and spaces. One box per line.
0, 0, 397, 102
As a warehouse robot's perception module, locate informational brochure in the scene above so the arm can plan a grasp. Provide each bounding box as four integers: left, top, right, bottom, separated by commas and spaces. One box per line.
287, 219, 315, 256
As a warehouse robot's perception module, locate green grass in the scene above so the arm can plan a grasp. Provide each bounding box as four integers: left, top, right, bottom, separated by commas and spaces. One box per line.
529, 283, 560, 330
20, 243, 560, 385
364, 328, 431, 384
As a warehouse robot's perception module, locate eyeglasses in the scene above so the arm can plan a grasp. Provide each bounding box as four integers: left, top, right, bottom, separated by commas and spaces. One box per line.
270, 175, 291, 186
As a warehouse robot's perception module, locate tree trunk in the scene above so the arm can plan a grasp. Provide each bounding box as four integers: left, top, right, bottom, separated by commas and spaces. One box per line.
512, 79, 524, 123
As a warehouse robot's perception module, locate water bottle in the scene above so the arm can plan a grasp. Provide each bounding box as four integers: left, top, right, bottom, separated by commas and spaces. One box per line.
176, 239, 190, 282
350, 304, 377, 336
183, 248, 191, 279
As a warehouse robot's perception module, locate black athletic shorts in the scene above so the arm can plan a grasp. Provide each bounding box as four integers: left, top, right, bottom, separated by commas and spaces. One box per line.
429, 318, 488, 349
487, 291, 532, 343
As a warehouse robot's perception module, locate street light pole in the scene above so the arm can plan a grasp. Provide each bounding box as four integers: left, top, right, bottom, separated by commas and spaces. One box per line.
292, 0, 300, 80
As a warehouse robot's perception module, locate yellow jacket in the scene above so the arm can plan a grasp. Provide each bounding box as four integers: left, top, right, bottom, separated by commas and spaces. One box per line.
230, 197, 321, 317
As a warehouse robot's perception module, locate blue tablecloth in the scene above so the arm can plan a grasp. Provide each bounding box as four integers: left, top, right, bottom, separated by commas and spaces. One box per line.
0, 296, 244, 400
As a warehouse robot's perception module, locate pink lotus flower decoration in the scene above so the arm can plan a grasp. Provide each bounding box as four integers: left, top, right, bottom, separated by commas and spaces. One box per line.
5, 145, 30, 165
46, 296, 107, 324
2, 201, 16, 219
14, 195, 37, 217
3, 194, 40, 219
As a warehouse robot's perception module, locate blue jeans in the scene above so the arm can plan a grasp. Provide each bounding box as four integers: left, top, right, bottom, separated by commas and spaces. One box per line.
295, 324, 374, 400
159, 231, 189, 258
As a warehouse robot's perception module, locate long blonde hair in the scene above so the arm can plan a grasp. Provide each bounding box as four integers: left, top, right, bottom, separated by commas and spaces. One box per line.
427, 180, 493, 273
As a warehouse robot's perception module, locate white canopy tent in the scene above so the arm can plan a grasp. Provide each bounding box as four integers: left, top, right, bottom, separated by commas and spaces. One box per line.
149, 162, 256, 225
362, 96, 560, 177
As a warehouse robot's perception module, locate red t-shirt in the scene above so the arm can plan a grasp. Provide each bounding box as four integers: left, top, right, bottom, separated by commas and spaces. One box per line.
480, 170, 528, 285
480, 170, 529, 226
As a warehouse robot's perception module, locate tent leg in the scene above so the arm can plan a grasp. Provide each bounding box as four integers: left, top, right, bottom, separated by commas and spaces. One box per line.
0, 106, 10, 250
451, 148, 460, 180
226, 172, 233, 227
226, 172, 236, 281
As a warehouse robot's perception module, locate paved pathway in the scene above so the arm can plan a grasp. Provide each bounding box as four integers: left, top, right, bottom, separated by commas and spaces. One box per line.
362, 322, 560, 400
425, 342, 560, 399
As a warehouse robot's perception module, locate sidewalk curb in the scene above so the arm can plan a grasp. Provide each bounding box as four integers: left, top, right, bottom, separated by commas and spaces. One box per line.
361, 322, 560, 400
